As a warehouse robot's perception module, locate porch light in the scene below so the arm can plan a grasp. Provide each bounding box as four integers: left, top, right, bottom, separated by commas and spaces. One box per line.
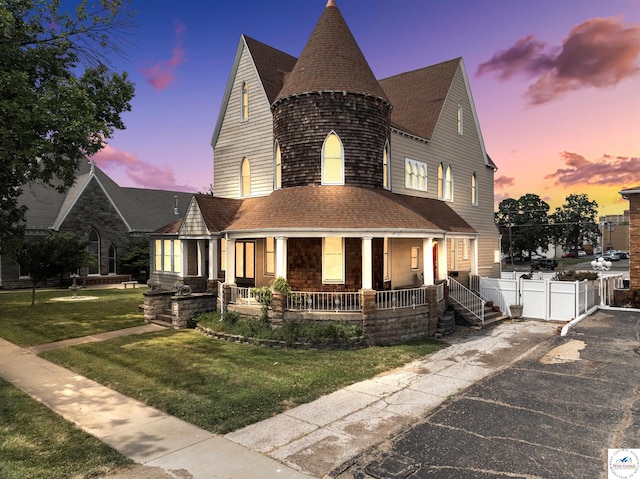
591, 257, 611, 271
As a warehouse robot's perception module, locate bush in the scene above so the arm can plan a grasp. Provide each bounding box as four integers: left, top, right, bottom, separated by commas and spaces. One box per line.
552, 270, 599, 281
619, 289, 640, 308
272, 276, 291, 294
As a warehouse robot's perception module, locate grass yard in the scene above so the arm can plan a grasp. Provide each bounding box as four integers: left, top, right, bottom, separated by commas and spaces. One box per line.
0, 289, 145, 347
42, 329, 446, 434
0, 377, 133, 479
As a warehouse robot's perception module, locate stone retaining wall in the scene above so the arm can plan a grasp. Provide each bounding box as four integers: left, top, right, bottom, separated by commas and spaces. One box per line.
171, 293, 216, 328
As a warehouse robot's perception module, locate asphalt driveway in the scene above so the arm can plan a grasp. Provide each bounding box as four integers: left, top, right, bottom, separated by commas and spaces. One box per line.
332, 309, 640, 479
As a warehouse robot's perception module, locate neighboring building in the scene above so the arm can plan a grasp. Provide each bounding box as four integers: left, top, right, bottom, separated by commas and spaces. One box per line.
150, 0, 500, 294
599, 211, 630, 253
619, 188, 639, 290
0, 160, 193, 289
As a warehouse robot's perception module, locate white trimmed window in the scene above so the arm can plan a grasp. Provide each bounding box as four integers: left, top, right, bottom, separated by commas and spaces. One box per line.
404, 159, 427, 192
383, 141, 390, 190
457, 102, 463, 135
323, 237, 344, 284
154, 239, 181, 273
274, 142, 282, 189
410, 246, 420, 271
265, 237, 275, 276
471, 172, 478, 205
241, 157, 251, 196
437, 162, 444, 199
322, 132, 344, 185
445, 164, 453, 200
241, 82, 248, 121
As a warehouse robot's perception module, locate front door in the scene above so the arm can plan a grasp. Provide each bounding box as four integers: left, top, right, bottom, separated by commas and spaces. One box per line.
235, 241, 255, 286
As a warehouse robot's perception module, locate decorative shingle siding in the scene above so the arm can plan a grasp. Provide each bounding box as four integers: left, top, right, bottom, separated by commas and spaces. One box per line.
273, 92, 391, 189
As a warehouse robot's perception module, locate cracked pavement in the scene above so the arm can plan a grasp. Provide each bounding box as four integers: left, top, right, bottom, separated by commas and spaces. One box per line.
225, 319, 557, 477
330, 309, 640, 479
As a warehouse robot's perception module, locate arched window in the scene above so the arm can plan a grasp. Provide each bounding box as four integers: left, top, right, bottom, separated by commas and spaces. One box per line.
241, 82, 248, 121
437, 162, 444, 199
445, 164, 453, 200
322, 132, 344, 185
457, 102, 463, 135
383, 141, 390, 190
418, 165, 426, 191
471, 173, 478, 205
108, 244, 116, 274
241, 157, 251, 196
274, 142, 282, 189
88, 229, 99, 274
405, 162, 412, 189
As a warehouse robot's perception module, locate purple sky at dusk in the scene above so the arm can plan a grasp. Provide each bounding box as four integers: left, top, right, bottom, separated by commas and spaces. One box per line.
89, 0, 640, 217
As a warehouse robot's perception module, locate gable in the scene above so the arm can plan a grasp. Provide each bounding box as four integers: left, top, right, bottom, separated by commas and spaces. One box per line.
179, 197, 209, 236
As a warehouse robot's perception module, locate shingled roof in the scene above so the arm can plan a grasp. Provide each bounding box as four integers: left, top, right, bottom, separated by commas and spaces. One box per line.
243, 35, 297, 104
205, 186, 475, 234
379, 58, 461, 141
275, 1, 387, 102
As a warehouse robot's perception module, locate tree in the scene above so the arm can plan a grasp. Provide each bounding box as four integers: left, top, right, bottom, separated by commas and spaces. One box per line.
0, 0, 135, 249
118, 237, 150, 281
550, 194, 599, 255
495, 194, 551, 267
16, 232, 95, 305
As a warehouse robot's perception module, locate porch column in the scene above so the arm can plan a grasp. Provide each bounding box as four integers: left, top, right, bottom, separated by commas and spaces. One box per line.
362, 237, 373, 290
423, 237, 434, 285
225, 237, 236, 284
275, 236, 287, 279
437, 238, 448, 280
208, 238, 218, 281
197, 240, 206, 276
470, 238, 478, 275
179, 240, 187, 279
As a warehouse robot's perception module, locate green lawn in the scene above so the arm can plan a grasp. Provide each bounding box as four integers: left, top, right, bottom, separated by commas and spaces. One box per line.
0, 377, 133, 479
0, 289, 145, 346
42, 329, 445, 433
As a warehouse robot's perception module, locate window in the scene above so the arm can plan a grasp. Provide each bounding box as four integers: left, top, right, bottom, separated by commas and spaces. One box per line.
471, 173, 478, 205
383, 237, 390, 281
88, 229, 99, 274
404, 159, 427, 191
437, 162, 444, 199
323, 237, 344, 283
241, 157, 251, 196
220, 238, 227, 271
274, 142, 282, 189
322, 132, 344, 185
241, 82, 248, 121
235, 241, 255, 280
448, 238, 457, 270
108, 244, 116, 274
410, 246, 420, 271
463, 239, 469, 260
153, 239, 181, 273
445, 164, 453, 200
383, 142, 390, 189
457, 102, 463, 135
265, 237, 275, 276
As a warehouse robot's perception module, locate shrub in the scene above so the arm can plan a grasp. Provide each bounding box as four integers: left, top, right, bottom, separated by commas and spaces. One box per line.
552, 270, 599, 281
272, 276, 291, 294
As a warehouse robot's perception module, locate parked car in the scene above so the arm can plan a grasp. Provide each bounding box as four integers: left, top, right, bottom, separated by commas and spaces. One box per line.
530, 253, 543, 260
562, 250, 587, 258
615, 251, 629, 259
532, 259, 558, 271
602, 252, 621, 261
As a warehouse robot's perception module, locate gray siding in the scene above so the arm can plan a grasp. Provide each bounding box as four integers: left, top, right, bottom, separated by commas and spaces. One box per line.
180, 201, 208, 236
213, 41, 275, 199
388, 64, 500, 276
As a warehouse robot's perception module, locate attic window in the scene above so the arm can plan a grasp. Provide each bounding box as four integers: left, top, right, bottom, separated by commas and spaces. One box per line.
471, 173, 478, 205
322, 132, 344, 185
383, 141, 390, 190
457, 103, 463, 135
241, 82, 248, 121
405, 159, 427, 192
241, 157, 251, 196
274, 142, 282, 189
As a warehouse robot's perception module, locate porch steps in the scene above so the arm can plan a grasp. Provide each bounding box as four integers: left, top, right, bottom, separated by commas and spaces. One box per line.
449, 300, 508, 329
151, 307, 174, 328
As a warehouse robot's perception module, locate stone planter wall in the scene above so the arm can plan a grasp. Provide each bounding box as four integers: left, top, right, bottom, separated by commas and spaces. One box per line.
171, 293, 216, 328
143, 290, 174, 322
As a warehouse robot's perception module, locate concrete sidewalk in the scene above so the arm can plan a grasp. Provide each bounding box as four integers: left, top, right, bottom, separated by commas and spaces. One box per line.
0, 320, 557, 478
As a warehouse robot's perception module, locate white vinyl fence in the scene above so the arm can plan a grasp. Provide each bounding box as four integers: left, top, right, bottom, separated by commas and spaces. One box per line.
478, 274, 624, 321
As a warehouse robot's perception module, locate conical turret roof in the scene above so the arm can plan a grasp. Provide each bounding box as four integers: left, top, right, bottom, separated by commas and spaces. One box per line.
275, 1, 387, 102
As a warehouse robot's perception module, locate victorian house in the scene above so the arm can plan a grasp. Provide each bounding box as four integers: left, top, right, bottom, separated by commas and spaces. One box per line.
149, 0, 500, 300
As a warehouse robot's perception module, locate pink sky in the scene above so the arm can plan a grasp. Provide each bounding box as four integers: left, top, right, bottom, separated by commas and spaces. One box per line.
89, 0, 640, 217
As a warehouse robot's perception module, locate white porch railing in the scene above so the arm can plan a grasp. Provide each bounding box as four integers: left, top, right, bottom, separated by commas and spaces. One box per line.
376, 286, 429, 310
448, 276, 485, 325
287, 291, 361, 312
436, 281, 445, 302
228, 285, 261, 305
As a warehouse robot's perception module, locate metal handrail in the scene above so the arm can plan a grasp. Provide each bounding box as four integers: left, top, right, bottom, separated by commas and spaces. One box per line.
448, 276, 485, 325
477, 276, 508, 316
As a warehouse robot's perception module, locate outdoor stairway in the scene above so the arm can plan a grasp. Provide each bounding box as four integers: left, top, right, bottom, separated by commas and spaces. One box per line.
448, 300, 509, 329
151, 307, 174, 328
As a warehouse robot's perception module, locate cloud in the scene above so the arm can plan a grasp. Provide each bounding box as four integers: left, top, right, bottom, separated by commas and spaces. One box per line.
139, 21, 187, 91
477, 17, 640, 104
91, 144, 195, 191
494, 175, 515, 189
545, 151, 640, 187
